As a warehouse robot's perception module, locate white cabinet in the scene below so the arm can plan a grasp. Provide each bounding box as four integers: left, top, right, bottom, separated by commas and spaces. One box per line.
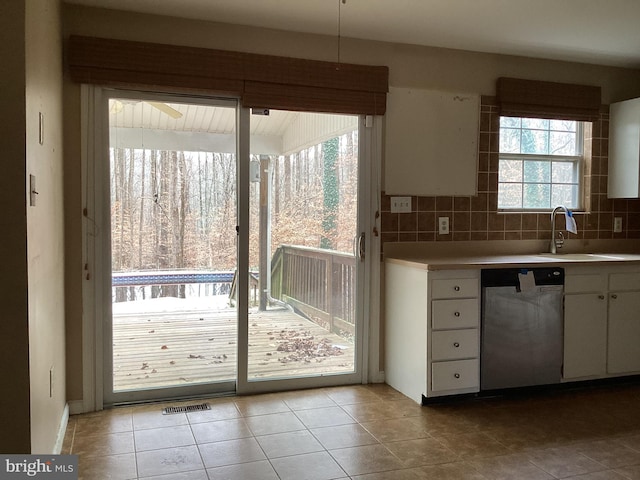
563, 272, 607, 379
431, 299, 478, 329
384, 262, 429, 403
384, 88, 479, 196
385, 262, 480, 403
430, 277, 480, 396
607, 272, 640, 373
608, 97, 640, 198
385, 262, 640, 404
431, 360, 478, 392
563, 266, 640, 380
431, 329, 478, 360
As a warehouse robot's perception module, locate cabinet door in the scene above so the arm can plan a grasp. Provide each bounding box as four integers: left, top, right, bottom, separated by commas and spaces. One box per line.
608, 291, 640, 374
608, 98, 640, 199
385, 88, 479, 196
563, 293, 607, 379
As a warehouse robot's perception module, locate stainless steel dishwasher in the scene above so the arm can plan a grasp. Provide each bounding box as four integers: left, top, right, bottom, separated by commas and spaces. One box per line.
481, 267, 564, 391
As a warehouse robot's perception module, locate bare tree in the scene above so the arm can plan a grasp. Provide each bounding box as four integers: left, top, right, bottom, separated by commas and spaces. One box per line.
109, 128, 359, 302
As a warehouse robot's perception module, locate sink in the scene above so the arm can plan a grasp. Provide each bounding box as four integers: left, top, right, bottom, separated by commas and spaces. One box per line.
537, 253, 627, 261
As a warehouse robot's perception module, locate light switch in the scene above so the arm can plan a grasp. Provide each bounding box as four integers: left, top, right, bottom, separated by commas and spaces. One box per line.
390, 196, 412, 213
29, 174, 38, 207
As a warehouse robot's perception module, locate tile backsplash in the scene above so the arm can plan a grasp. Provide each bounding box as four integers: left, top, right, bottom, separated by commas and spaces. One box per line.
381, 96, 640, 247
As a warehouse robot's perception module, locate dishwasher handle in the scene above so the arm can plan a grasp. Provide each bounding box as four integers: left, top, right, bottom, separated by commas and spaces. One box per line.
481, 268, 564, 288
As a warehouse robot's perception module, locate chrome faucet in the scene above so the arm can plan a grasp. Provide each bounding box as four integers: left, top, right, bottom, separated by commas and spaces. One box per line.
550, 205, 570, 254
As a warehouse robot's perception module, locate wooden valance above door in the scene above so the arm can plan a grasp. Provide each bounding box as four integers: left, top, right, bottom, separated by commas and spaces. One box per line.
67, 35, 389, 116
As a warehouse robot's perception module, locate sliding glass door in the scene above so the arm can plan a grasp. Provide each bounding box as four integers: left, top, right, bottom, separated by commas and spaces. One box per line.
99, 90, 366, 404
104, 92, 239, 404
242, 109, 362, 392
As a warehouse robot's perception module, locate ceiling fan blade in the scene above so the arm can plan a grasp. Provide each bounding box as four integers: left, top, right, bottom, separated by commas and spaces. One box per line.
109, 99, 124, 114
146, 101, 183, 119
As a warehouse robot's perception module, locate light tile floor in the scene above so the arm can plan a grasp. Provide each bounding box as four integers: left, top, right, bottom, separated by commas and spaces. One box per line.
63, 382, 640, 479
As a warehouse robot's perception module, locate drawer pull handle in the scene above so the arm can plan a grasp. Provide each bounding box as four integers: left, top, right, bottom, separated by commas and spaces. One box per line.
454, 286, 461, 291
598, 295, 605, 300
454, 373, 460, 379
611, 294, 618, 299
453, 342, 460, 348
454, 311, 461, 317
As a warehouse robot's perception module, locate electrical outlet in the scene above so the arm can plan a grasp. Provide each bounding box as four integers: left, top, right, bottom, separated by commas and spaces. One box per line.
390, 196, 412, 213
614, 217, 623, 233
438, 216, 450, 235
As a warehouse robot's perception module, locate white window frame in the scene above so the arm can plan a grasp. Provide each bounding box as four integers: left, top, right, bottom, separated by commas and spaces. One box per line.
498, 116, 585, 212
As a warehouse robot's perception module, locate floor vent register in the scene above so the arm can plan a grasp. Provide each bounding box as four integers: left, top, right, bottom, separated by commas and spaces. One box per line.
162, 403, 211, 415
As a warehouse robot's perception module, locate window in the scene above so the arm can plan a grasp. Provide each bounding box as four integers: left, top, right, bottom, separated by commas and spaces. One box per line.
498, 117, 584, 210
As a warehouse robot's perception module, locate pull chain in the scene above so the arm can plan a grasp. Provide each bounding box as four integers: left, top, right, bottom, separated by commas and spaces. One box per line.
337, 0, 347, 66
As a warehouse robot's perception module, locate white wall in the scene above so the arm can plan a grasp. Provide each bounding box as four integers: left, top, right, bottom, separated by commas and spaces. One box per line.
26, 0, 67, 454
62, 4, 640, 102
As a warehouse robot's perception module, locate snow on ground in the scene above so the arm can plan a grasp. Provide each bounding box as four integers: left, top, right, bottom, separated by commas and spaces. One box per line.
112, 294, 233, 315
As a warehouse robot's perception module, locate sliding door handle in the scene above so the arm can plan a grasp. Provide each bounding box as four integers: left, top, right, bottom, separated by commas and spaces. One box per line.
357, 232, 365, 261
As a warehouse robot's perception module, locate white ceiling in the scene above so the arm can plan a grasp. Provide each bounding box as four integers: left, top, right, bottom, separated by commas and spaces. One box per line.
108, 99, 358, 155
65, 0, 640, 69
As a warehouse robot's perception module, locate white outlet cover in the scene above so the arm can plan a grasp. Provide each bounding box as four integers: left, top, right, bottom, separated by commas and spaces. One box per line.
614, 217, 623, 233
390, 196, 412, 213
438, 216, 450, 234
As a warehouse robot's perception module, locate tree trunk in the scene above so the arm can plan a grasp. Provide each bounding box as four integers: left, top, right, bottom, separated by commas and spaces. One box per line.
158, 150, 173, 297
139, 149, 146, 270
178, 152, 188, 298
321, 138, 339, 250
127, 148, 135, 270
114, 148, 128, 302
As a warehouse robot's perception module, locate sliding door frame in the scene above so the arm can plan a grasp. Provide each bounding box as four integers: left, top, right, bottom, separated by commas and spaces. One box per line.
235, 113, 373, 395
80, 85, 380, 411
88, 87, 241, 406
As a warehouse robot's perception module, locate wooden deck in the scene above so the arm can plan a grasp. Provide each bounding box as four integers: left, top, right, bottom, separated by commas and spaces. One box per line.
112, 306, 355, 391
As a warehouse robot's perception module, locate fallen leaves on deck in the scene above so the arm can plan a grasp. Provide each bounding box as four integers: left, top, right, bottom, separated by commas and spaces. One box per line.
274, 329, 344, 364
116, 311, 353, 387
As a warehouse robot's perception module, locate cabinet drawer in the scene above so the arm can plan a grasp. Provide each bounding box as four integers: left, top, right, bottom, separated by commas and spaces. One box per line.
431, 329, 478, 360
609, 272, 640, 291
431, 359, 479, 392
432, 299, 479, 329
431, 278, 478, 299
565, 274, 606, 294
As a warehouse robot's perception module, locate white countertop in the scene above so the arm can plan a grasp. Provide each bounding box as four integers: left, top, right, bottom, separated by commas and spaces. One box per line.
385, 252, 640, 271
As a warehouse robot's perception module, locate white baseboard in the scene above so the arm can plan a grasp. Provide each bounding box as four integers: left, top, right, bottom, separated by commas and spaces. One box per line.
53, 403, 70, 454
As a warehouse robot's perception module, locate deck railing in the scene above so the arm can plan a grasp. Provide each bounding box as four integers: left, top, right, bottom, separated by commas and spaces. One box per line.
112, 245, 357, 338
112, 270, 235, 302
270, 245, 356, 337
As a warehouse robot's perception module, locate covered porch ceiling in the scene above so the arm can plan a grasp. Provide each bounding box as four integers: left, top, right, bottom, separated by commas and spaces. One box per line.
108, 99, 359, 156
